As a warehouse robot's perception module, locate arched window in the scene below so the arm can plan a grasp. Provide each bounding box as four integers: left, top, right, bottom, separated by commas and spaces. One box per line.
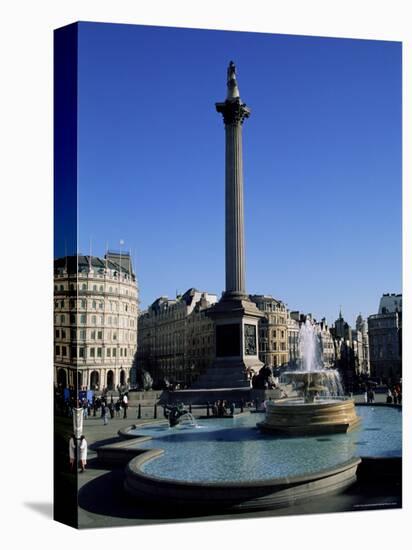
82, 283, 87, 290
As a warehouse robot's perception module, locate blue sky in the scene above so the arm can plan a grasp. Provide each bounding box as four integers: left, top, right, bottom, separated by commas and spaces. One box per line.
73, 22, 401, 327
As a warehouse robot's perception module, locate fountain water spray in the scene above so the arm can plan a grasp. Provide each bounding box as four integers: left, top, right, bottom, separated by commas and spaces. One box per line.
283, 319, 344, 399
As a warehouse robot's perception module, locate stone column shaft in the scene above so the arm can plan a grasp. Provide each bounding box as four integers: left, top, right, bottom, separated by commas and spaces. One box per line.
225, 122, 246, 295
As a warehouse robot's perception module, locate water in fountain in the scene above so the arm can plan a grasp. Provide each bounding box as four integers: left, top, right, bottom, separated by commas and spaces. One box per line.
284, 319, 344, 398
177, 412, 197, 427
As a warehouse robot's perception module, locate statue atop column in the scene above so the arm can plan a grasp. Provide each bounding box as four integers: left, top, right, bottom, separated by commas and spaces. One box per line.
217, 61, 250, 124
226, 60, 240, 100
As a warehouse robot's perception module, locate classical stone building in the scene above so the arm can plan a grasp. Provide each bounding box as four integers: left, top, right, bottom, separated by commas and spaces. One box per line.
137, 289, 217, 387
331, 310, 356, 386
368, 294, 402, 382
249, 295, 289, 368
287, 312, 300, 369
317, 318, 336, 368
54, 252, 138, 391
354, 314, 370, 376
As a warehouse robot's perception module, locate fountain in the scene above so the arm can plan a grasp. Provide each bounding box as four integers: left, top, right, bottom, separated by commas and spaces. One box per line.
163, 403, 196, 427
258, 320, 361, 435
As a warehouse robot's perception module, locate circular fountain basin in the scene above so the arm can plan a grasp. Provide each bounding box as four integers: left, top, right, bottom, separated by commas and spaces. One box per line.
122, 407, 401, 511
258, 397, 361, 436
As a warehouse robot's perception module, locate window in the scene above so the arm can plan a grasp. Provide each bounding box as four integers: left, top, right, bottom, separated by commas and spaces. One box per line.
91, 330, 96, 340
90, 348, 95, 358
113, 348, 117, 357
82, 283, 87, 290
107, 348, 111, 358
99, 301, 103, 309
92, 315, 96, 325
80, 314, 86, 324
60, 314, 65, 323
92, 300, 97, 309
80, 329, 86, 340
55, 345, 60, 355
55, 329, 60, 338
109, 286, 113, 293
79, 347, 85, 358
93, 285, 97, 291
62, 346, 67, 356
113, 332, 117, 340
61, 300, 65, 308
97, 348, 102, 358
124, 348, 127, 356
81, 299, 86, 308
120, 348, 123, 357
70, 314, 76, 324
99, 285, 103, 292
61, 329, 66, 339
97, 331, 103, 340
60, 285, 64, 291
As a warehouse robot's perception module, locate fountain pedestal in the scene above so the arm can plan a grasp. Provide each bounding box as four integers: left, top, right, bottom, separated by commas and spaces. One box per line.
258, 398, 361, 436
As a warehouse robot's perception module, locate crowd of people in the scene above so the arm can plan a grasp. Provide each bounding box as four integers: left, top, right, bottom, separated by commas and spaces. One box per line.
386, 384, 402, 405
363, 383, 402, 405
211, 400, 236, 417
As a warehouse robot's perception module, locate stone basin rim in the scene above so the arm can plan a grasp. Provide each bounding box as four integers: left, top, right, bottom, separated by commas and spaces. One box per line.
125, 448, 362, 488
115, 421, 362, 488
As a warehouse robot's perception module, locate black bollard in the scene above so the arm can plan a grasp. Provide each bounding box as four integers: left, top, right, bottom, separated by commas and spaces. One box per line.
255, 399, 258, 412
240, 401, 244, 413
206, 402, 210, 417
138, 404, 141, 419
189, 403, 192, 414
154, 403, 157, 419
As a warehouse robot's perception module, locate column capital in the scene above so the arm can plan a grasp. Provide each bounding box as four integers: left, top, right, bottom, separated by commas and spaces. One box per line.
216, 98, 250, 125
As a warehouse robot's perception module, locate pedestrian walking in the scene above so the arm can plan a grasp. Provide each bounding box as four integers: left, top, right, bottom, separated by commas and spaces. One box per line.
79, 435, 88, 473
123, 393, 129, 419
69, 434, 76, 472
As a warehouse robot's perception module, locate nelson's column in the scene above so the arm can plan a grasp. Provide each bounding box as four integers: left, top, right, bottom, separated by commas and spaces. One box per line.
194, 62, 264, 390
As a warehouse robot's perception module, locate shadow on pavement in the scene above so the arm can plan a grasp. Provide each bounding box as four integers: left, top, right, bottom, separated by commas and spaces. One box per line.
24, 502, 53, 519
